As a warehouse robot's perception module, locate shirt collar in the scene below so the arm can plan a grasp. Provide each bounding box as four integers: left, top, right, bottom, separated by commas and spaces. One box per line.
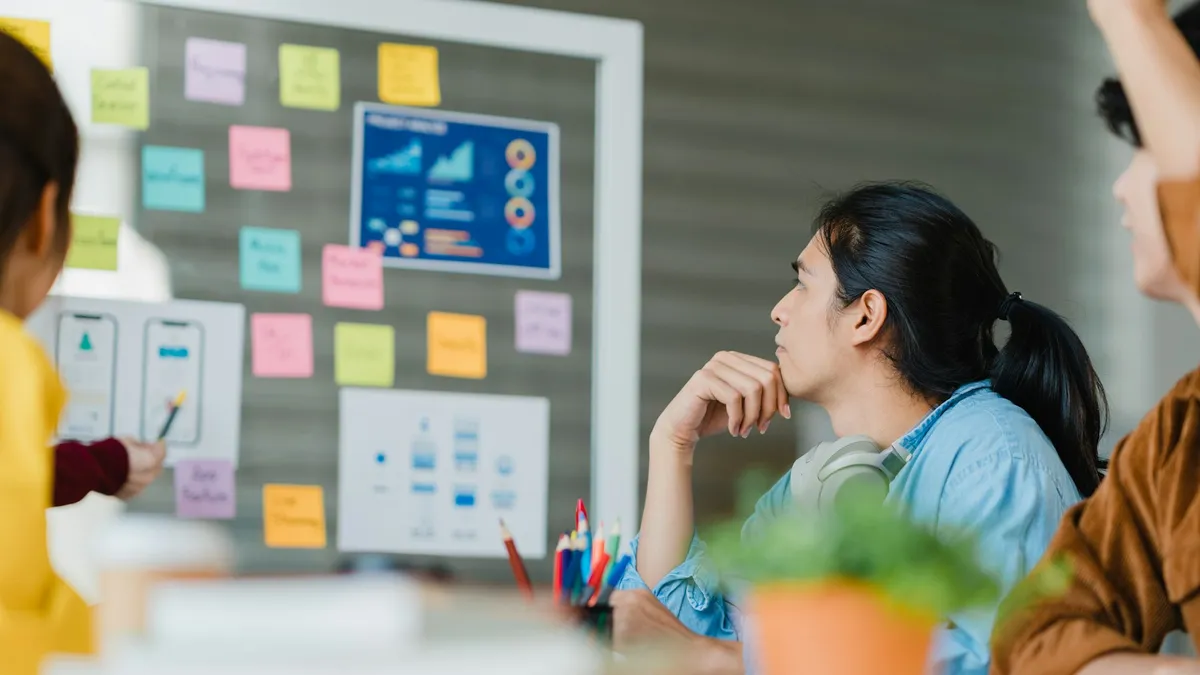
895, 380, 990, 454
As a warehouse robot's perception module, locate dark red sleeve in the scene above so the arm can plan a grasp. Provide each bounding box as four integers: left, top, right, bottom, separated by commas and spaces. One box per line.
53, 438, 130, 507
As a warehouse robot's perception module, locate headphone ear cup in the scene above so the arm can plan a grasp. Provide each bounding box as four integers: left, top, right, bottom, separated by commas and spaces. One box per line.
818, 464, 890, 514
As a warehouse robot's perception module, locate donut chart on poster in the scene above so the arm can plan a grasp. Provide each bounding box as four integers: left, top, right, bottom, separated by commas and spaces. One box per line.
350, 103, 560, 279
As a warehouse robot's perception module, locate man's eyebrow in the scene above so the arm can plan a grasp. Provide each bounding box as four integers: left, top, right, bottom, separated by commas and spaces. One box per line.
792, 259, 809, 275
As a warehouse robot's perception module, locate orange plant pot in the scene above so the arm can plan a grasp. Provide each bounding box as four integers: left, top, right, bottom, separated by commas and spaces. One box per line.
748, 581, 939, 675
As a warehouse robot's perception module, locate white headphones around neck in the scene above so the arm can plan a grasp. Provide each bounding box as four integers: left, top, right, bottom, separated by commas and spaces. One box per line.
789, 435, 913, 513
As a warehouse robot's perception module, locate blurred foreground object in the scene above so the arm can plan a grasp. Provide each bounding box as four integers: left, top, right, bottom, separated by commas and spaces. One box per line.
706, 479, 1067, 675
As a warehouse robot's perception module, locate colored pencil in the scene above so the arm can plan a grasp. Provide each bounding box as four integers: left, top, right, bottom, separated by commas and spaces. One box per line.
605, 519, 621, 578
578, 515, 591, 588
593, 521, 606, 571
552, 534, 569, 605
593, 553, 632, 607
576, 498, 589, 527
156, 390, 187, 440
499, 519, 533, 600
581, 552, 611, 605
569, 535, 587, 605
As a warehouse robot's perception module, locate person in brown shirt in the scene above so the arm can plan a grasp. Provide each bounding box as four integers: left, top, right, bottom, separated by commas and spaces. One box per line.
991, 1, 1200, 673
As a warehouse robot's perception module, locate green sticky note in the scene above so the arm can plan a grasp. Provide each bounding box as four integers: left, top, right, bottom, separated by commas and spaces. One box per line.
335, 322, 394, 387
92, 68, 149, 129
67, 215, 119, 270
279, 44, 340, 111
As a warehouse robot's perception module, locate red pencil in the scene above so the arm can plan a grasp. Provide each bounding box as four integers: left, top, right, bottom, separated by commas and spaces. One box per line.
551, 534, 568, 605
499, 519, 533, 600
582, 552, 611, 605
576, 498, 589, 527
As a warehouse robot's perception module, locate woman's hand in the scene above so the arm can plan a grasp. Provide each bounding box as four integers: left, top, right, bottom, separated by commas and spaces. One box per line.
652, 351, 791, 453
115, 438, 167, 500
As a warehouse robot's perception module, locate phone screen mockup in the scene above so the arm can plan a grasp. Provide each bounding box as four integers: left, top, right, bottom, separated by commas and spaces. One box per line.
141, 319, 204, 444
55, 312, 117, 440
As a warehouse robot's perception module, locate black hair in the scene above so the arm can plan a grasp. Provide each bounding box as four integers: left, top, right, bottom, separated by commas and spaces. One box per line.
815, 181, 1108, 497
0, 31, 79, 274
1097, 1, 1200, 146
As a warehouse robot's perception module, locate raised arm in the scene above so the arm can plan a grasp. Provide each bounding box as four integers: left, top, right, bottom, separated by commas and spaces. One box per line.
1090, 0, 1200, 179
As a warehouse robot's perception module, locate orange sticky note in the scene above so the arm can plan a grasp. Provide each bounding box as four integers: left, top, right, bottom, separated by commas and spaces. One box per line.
0, 17, 51, 70
427, 311, 486, 379
262, 484, 326, 549
377, 43, 440, 107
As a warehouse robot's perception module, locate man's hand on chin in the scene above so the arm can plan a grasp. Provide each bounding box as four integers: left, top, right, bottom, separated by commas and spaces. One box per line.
609, 589, 744, 675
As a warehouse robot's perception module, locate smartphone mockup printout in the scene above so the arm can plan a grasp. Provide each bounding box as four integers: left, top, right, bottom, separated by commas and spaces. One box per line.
141, 318, 204, 444
55, 312, 118, 440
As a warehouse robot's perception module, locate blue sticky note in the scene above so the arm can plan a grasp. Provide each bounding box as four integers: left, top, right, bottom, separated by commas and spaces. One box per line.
142, 145, 205, 212
240, 227, 302, 293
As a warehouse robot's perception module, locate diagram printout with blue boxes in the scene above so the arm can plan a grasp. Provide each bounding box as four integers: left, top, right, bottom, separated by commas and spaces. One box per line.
337, 388, 550, 558
350, 103, 561, 279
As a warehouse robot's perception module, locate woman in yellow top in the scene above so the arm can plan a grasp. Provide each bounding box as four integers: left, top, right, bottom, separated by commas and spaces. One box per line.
0, 31, 94, 673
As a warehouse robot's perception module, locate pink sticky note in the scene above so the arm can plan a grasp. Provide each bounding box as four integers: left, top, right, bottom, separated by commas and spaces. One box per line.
230, 125, 292, 192
175, 459, 236, 519
323, 244, 383, 310
185, 37, 246, 106
515, 290, 572, 355
252, 313, 313, 378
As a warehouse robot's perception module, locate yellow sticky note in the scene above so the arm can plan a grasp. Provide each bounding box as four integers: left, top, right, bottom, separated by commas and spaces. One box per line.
335, 322, 394, 387
91, 68, 149, 130
0, 17, 51, 70
377, 43, 440, 107
263, 484, 326, 549
67, 214, 119, 271
427, 312, 486, 379
279, 44, 340, 111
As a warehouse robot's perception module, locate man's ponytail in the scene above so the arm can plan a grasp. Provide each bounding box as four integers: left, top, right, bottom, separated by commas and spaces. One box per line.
990, 294, 1108, 497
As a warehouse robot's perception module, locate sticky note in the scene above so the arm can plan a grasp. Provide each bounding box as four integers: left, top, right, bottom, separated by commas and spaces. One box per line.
239, 227, 301, 293
252, 313, 313, 378
322, 244, 383, 310
185, 37, 246, 106
377, 43, 441, 107
91, 68, 149, 130
515, 290, 571, 355
66, 214, 119, 271
427, 312, 486, 379
0, 17, 51, 70
175, 459, 235, 519
229, 125, 291, 191
263, 484, 326, 549
335, 322, 394, 387
279, 44, 340, 111
142, 145, 205, 213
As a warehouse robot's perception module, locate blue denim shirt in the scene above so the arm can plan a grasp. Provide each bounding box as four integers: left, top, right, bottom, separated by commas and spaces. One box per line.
616, 381, 1081, 675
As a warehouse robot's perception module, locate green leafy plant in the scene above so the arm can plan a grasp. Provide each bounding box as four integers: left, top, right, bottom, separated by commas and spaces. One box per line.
704, 470, 1072, 621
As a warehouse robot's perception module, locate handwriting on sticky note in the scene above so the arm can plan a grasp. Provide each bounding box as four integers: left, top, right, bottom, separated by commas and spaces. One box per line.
263, 484, 326, 548
142, 145, 205, 213
427, 312, 487, 379
322, 244, 383, 310
279, 44, 340, 111
0, 17, 51, 70
91, 68, 149, 130
67, 214, 120, 271
239, 227, 301, 293
515, 290, 571, 355
175, 460, 235, 519
252, 313, 313, 378
377, 43, 441, 107
185, 37, 246, 106
229, 125, 291, 191
335, 322, 394, 387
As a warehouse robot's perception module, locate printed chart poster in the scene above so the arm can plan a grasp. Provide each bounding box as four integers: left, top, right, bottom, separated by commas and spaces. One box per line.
350, 103, 561, 279
26, 296, 246, 466
338, 388, 550, 558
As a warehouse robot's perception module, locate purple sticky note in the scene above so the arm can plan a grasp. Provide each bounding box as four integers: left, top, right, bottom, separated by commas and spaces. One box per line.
515, 290, 572, 355
175, 459, 236, 519
185, 37, 246, 106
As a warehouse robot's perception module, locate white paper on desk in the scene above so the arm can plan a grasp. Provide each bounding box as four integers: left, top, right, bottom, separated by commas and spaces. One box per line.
338, 388, 550, 558
27, 295, 245, 466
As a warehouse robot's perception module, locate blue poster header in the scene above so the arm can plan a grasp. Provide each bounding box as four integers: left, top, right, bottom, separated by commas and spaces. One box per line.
350, 103, 561, 279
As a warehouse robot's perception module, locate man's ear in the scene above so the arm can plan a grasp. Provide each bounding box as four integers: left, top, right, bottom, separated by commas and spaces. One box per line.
23, 182, 60, 257
848, 289, 887, 346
